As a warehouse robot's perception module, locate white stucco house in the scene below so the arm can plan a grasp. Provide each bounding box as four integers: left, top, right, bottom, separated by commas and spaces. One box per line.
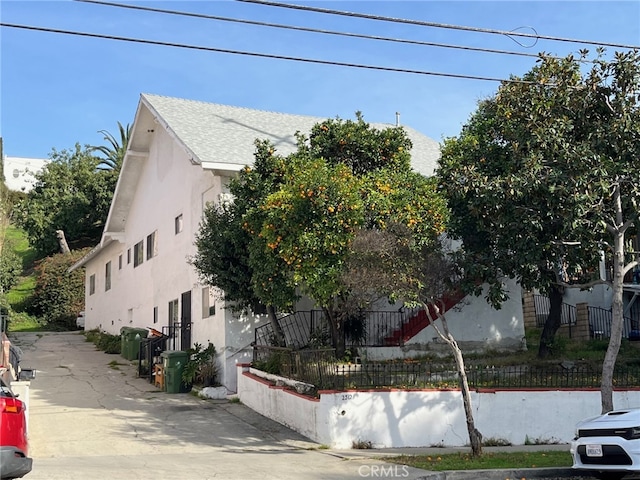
2, 156, 50, 192
70, 93, 525, 393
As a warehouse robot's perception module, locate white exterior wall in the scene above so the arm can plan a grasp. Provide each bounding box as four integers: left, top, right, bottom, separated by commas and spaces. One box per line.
431, 278, 524, 346
238, 365, 640, 449
565, 284, 612, 310
3, 156, 49, 192
362, 278, 525, 361
82, 127, 263, 391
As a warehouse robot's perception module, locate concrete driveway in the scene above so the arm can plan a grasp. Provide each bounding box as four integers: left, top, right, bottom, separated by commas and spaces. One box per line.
10, 331, 431, 480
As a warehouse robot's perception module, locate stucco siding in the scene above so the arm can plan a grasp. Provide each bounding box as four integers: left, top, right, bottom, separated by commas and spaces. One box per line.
238, 366, 640, 449
410, 278, 524, 349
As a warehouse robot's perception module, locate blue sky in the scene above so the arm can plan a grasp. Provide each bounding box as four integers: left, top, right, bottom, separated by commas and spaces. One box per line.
1, 0, 639, 160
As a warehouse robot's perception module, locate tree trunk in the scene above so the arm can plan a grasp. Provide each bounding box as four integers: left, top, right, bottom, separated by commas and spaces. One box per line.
324, 307, 346, 359
428, 304, 483, 457
538, 284, 564, 358
266, 305, 286, 347
56, 230, 71, 254
601, 186, 627, 413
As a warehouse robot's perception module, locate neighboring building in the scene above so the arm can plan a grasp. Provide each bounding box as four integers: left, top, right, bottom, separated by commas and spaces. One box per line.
70, 93, 525, 392
2, 156, 50, 192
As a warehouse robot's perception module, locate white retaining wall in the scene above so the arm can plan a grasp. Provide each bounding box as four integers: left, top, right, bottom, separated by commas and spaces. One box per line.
237, 365, 640, 449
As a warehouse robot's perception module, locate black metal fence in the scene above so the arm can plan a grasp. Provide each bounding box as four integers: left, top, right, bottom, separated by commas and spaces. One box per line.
252, 346, 640, 392
137, 334, 169, 381
254, 309, 420, 350
533, 295, 577, 328
588, 306, 632, 339
533, 295, 640, 340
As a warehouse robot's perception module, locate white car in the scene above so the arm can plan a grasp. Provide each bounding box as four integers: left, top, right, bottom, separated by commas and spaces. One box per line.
76, 311, 85, 329
571, 407, 640, 480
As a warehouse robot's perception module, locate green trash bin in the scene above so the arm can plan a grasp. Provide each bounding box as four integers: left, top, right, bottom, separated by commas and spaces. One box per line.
162, 350, 189, 393
120, 327, 148, 361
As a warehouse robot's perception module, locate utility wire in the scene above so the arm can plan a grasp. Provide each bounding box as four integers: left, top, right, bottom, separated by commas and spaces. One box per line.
75, 0, 551, 61
238, 0, 640, 51
0, 22, 546, 85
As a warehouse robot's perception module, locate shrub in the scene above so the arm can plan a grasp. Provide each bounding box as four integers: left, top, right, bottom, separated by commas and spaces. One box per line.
29, 249, 89, 329
182, 342, 219, 386
0, 247, 22, 292
84, 329, 121, 354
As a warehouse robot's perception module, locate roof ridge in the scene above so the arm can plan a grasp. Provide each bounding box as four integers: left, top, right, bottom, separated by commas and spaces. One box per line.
141, 93, 330, 122
139, 93, 417, 131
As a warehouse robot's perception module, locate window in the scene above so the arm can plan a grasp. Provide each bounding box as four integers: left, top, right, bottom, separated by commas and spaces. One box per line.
134, 241, 144, 267
89, 274, 96, 295
118, 254, 123, 270
168, 299, 179, 326
202, 287, 216, 318
175, 214, 183, 234
105, 261, 111, 291
153, 306, 158, 324
127, 249, 131, 265
146, 231, 157, 260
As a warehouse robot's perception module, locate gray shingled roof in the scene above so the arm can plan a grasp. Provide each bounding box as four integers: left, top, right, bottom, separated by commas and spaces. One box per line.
141, 94, 441, 176
71, 94, 443, 271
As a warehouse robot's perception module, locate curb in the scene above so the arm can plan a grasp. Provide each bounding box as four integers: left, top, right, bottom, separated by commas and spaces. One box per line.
415, 467, 580, 479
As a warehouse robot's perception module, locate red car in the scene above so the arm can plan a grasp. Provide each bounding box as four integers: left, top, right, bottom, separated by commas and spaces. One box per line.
0, 378, 32, 479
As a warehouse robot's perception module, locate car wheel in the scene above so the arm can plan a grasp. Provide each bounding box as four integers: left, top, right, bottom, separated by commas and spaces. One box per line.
595, 472, 627, 480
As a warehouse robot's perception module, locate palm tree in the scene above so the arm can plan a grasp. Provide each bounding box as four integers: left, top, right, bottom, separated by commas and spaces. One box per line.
89, 122, 131, 172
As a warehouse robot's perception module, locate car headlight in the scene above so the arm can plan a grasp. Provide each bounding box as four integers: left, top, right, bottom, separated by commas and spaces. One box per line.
630, 427, 640, 439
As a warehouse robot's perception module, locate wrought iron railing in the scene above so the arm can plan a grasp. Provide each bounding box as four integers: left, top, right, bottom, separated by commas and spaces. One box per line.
532, 295, 577, 328
587, 306, 633, 339
137, 334, 169, 381
254, 309, 419, 350
532, 294, 640, 340
252, 355, 640, 392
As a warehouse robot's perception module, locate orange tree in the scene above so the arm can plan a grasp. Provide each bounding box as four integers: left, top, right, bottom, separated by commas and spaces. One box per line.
260, 156, 364, 356
192, 140, 294, 346
194, 114, 449, 358
255, 116, 448, 357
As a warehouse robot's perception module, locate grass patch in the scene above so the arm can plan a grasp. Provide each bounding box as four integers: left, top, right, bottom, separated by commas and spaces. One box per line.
5, 311, 43, 332
6, 275, 36, 310
5, 225, 38, 271
386, 450, 572, 471
482, 437, 512, 447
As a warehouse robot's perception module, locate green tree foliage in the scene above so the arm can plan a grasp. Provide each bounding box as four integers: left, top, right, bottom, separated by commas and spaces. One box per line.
89, 121, 131, 172
14, 144, 117, 257
193, 115, 448, 357
438, 49, 640, 412
261, 157, 364, 307
307, 112, 413, 174
254, 116, 447, 356
29, 248, 89, 329
193, 140, 298, 314
192, 141, 295, 346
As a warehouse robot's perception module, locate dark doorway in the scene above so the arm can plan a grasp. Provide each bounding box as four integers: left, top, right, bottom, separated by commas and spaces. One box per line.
181, 290, 192, 350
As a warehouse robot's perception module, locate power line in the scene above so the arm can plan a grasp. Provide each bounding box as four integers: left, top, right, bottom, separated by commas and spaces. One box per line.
0, 22, 545, 85
75, 0, 550, 61
237, 0, 640, 51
